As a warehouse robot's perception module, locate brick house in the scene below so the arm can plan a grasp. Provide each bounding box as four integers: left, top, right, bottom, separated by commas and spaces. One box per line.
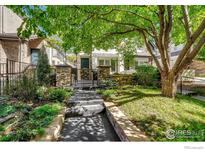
0, 6, 65, 68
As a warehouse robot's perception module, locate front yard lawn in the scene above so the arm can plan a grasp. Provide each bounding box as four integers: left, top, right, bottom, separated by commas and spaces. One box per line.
97, 86, 205, 141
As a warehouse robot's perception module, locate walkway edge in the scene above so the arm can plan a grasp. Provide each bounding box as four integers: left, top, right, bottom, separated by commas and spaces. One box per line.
32, 107, 66, 141
104, 101, 149, 141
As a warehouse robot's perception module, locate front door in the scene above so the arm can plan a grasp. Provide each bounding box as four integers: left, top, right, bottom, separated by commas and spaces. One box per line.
80, 58, 90, 80
81, 58, 89, 69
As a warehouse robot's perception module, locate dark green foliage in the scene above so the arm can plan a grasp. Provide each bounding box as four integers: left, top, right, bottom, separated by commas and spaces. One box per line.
99, 79, 118, 89
96, 89, 116, 101
36, 46, 51, 86
48, 88, 72, 102
133, 65, 160, 88
0, 104, 62, 141
7, 75, 38, 102
0, 103, 16, 118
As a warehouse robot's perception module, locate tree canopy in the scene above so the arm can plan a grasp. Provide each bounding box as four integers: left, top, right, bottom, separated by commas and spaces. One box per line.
9, 5, 205, 53
9, 5, 205, 97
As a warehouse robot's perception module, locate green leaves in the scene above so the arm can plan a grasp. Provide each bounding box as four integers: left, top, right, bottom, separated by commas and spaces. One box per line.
8, 5, 205, 56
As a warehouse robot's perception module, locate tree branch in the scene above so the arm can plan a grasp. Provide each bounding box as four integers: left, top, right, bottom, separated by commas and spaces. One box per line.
181, 5, 192, 40
172, 18, 205, 73
103, 28, 138, 37
141, 31, 163, 72
164, 5, 173, 66
158, 5, 169, 72
175, 32, 205, 74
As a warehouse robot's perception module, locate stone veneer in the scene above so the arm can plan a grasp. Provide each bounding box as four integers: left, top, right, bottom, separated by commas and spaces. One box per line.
104, 101, 148, 141
33, 107, 66, 141
111, 74, 134, 86
98, 66, 111, 81
56, 65, 72, 87
80, 68, 90, 80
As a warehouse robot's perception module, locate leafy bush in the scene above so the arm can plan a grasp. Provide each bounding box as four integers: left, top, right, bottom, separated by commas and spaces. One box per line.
7, 75, 38, 102
133, 65, 160, 88
0, 104, 62, 141
48, 88, 72, 102
99, 78, 118, 89
0, 103, 16, 118
36, 47, 51, 86
96, 89, 116, 100
36, 86, 48, 101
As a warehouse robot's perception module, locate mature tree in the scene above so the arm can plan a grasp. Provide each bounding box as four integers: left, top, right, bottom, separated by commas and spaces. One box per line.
9, 5, 205, 98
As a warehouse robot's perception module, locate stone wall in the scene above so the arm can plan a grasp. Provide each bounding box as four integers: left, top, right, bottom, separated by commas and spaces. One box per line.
111, 74, 134, 86
98, 66, 111, 81
104, 101, 148, 141
56, 65, 72, 87
80, 68, 90, 80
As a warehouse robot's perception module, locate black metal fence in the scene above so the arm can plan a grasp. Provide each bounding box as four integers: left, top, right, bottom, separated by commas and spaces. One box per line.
0, 58, 31, 95
71, 68, 99, 88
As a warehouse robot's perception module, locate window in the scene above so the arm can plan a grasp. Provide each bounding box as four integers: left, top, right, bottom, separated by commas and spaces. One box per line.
111, 59, 117, 72
99, 60, 104, 66
31, 49, 40, 65
81, 58, 89, 69
105, 60, 110, 66
98, 59, 110, 66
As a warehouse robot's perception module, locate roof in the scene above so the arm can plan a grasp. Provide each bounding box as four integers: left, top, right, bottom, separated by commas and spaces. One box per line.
0, 33, 19, 40
136, 49, 151, 57
92, 49, 119, 58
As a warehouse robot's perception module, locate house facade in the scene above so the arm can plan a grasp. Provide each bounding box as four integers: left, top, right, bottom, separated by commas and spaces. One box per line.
0, 6, 65, 69
76, 48, 152, 80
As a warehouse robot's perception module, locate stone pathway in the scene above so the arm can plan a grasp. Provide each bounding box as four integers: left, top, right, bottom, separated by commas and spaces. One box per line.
59, 90, 120, 141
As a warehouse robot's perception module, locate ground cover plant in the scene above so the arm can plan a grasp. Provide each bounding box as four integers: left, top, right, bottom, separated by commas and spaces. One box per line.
0, 103, 62, 141
98, 85, 205, 141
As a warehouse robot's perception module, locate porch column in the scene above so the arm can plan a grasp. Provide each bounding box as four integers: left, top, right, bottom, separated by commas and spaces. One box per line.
97, 66, 111, 81
55, 65, 72, 87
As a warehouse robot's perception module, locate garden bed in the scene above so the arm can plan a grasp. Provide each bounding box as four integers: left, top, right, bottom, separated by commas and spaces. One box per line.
97, 85, 205, 141
0, 86, 73, 141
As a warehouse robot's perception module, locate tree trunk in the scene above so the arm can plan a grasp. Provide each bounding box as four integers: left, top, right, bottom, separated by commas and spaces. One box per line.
161, 72, 178, 98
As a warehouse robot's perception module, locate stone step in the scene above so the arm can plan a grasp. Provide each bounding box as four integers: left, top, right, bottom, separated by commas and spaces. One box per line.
65, 104, 105, 117
67, 99, 104, 107
69, 96, 102, 100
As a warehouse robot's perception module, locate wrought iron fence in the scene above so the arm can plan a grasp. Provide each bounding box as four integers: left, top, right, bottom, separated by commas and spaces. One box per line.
0, 58, 31, 95
71, 68, 99, 88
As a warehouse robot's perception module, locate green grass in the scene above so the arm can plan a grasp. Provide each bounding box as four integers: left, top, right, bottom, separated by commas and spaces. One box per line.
99, 86, 205, 141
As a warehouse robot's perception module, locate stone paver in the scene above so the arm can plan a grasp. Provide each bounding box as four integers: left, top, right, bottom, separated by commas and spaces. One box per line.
59, 90, 120, 141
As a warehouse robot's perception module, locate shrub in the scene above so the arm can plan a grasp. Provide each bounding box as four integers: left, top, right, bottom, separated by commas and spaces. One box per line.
99, 78, 118, 89
7, 75, 38, 102
97, 89, 116, 100
36, 46, 51, 86
133, 65, 160, 88
36, 86, 48, 101
48, 88, 71, 102
0, 104, 62, 141
0, 103, 16, 118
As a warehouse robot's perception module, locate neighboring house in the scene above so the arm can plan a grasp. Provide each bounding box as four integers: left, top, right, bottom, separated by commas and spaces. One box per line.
0, 6, 65, 70
76, 48, 152, 80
